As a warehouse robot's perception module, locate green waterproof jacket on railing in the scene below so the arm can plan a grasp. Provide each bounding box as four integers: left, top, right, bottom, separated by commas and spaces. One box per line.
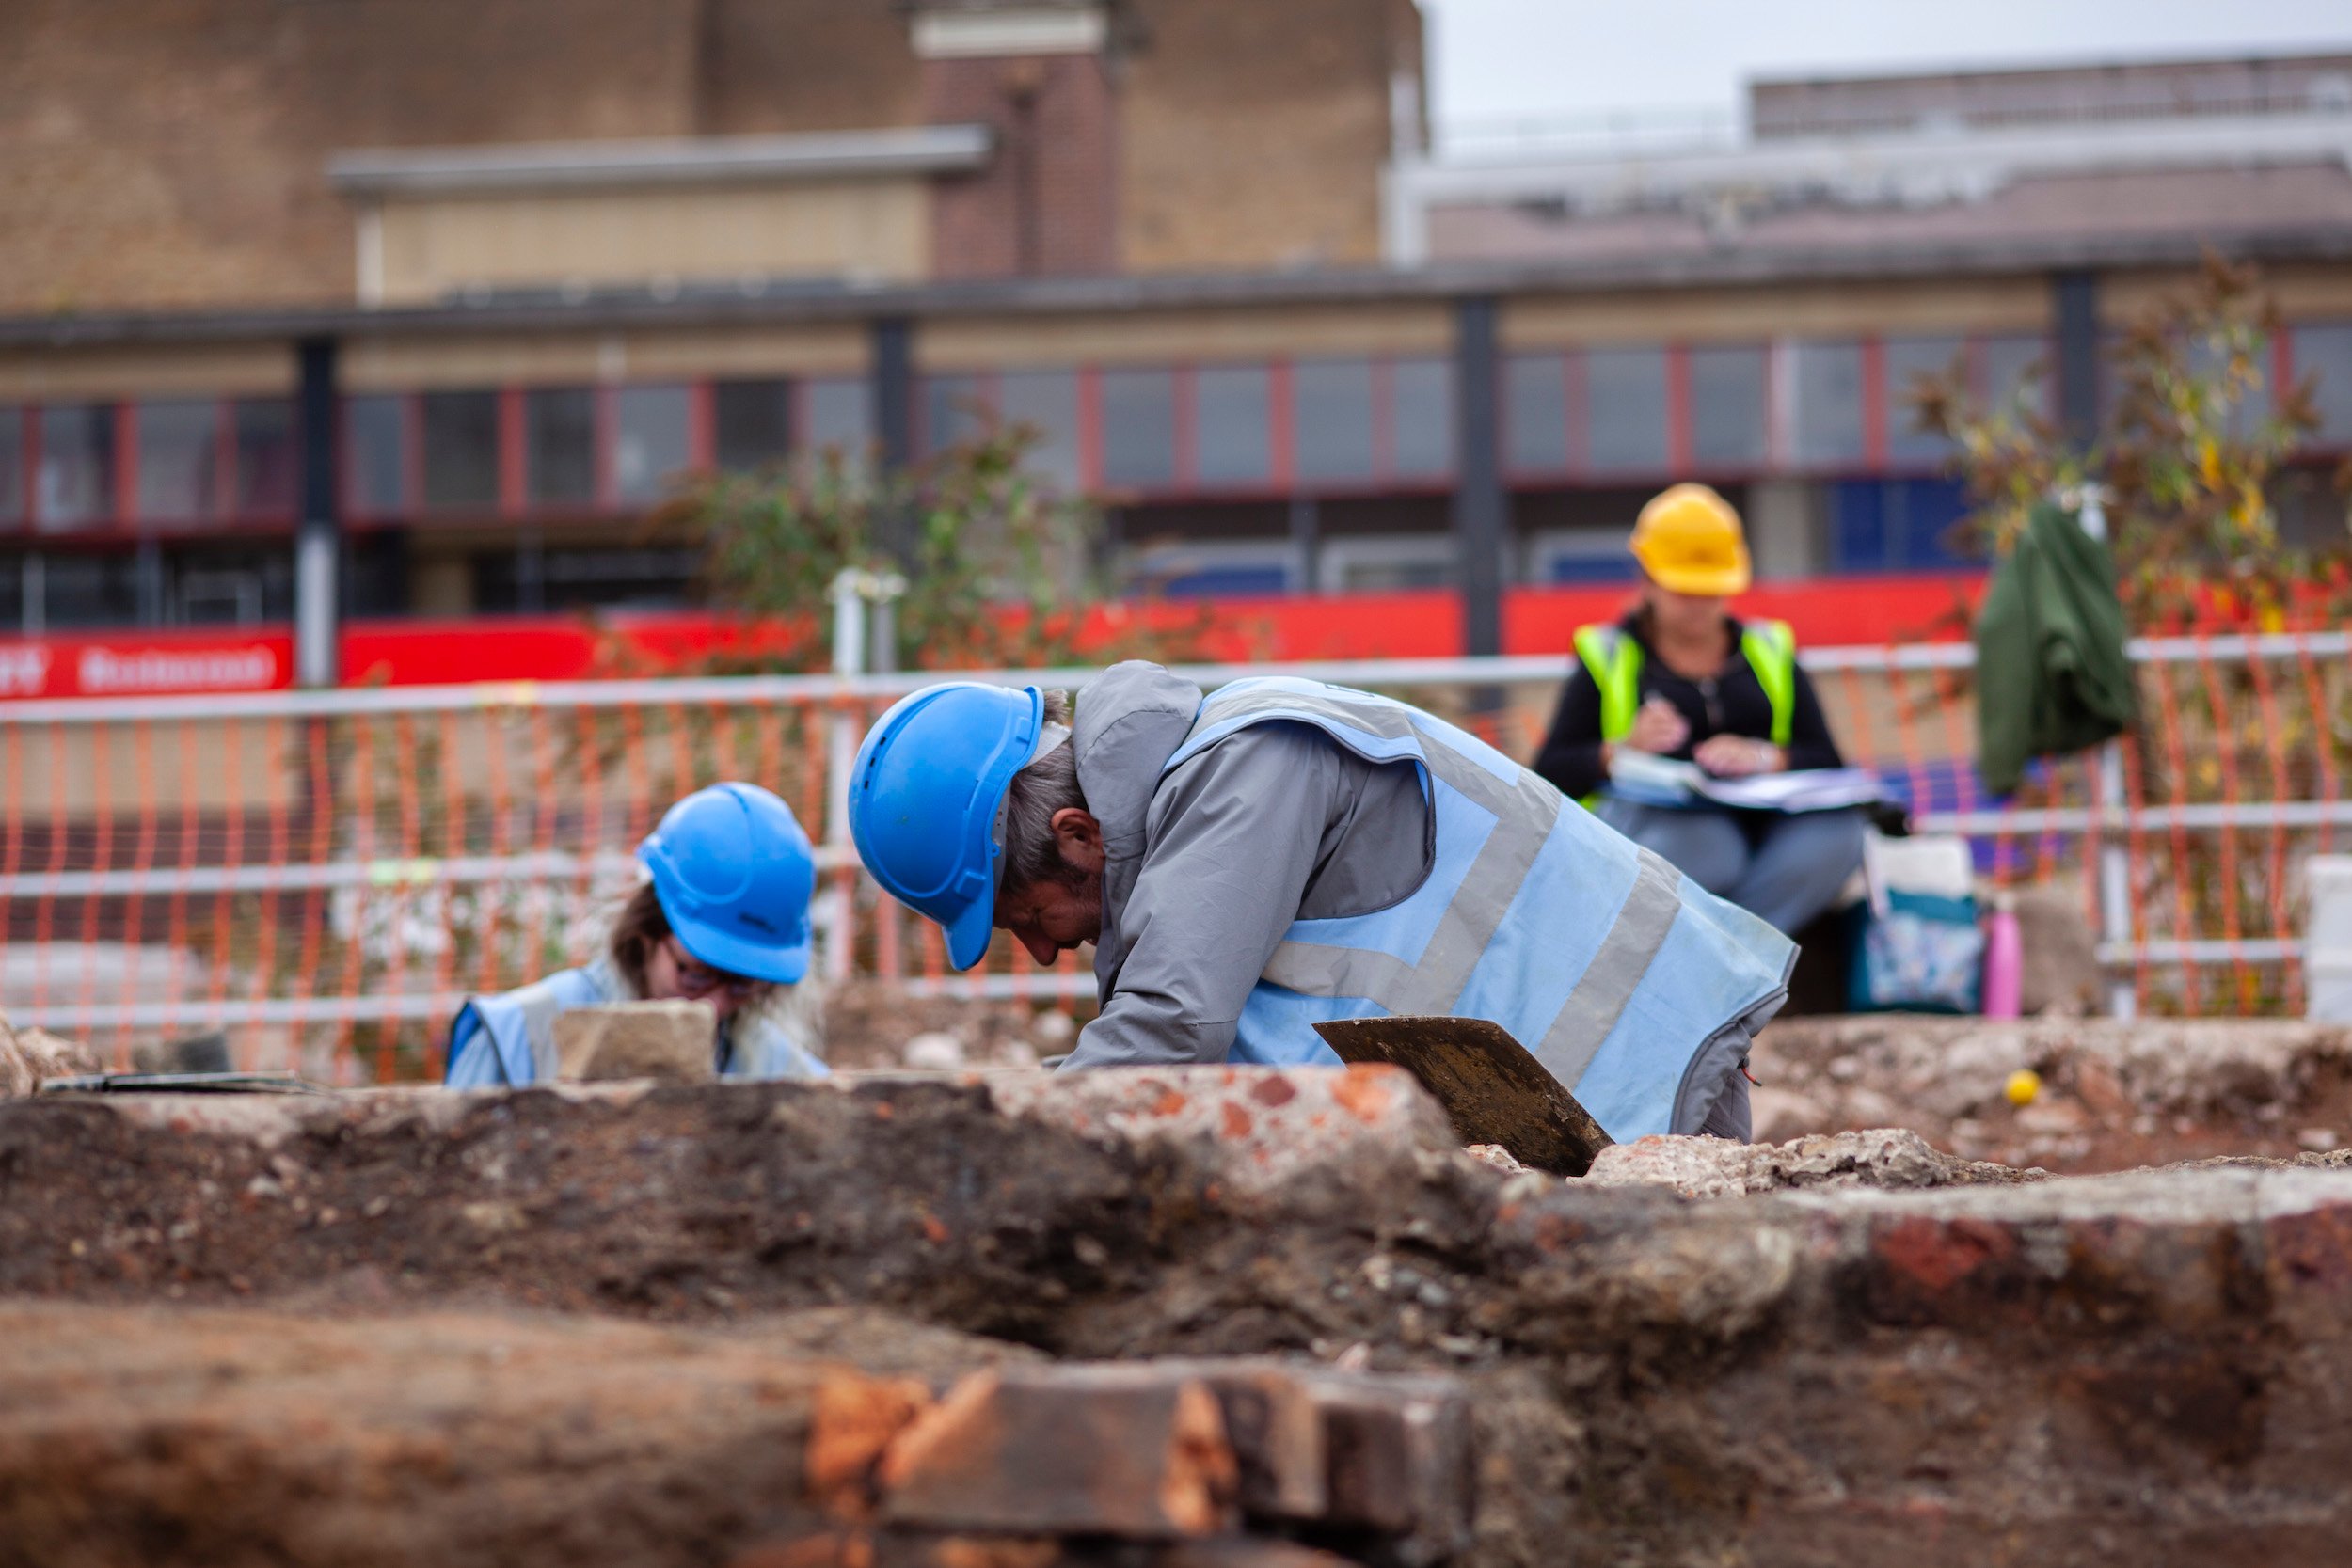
1973, 500, 2137, 797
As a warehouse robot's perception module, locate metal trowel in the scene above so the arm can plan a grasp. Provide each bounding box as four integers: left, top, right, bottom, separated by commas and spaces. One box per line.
1312, 1015, 1613, 1177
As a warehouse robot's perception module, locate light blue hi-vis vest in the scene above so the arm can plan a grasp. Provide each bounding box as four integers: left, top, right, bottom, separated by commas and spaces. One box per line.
1163, 676, 1797, 1142
443, 957, 829, 1088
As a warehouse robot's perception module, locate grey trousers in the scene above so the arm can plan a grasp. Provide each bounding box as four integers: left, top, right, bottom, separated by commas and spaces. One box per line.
1598, 800, 1868, 939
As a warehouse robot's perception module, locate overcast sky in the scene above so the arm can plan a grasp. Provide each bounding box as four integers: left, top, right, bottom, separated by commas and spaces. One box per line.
1423, 0, 2352, 134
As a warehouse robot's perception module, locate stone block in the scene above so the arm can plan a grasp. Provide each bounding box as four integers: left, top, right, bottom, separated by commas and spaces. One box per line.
553, 1001, 717, 1084
986, 1064, 1454, 1201
879, 1366, 1238, 1539
1169, 1365, 1469, 1558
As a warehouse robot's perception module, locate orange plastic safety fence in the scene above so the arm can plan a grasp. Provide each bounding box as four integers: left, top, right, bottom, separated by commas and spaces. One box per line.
2241, 646, 2302, 1014
2188, 637, 2254, 1009
2143, 657, 2204, 1015
2121, 732, 2155, 1013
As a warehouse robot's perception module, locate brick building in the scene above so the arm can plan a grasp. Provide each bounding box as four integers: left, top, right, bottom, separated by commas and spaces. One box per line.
1, 14, 2349, 678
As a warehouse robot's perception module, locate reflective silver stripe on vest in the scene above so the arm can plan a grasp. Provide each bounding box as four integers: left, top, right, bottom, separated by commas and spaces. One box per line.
1192, 679, 1689, 1077
1528, 847, 1683, 1088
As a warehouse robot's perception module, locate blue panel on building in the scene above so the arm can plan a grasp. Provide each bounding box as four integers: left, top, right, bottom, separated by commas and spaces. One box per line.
1830, 477, 1975, 572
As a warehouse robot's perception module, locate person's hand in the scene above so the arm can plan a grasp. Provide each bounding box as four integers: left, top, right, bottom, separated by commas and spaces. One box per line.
1627, 696, 1689, 755
1694, 735, 1786, 777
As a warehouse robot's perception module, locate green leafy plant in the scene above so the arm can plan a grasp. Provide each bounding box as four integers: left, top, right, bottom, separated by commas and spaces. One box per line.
1910, 254, 2349, 629
658, 421, 1216, 673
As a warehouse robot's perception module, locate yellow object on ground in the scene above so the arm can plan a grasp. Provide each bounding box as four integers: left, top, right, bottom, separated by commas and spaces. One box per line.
1629, 483, 1752, 596
2004, 1069, 2042, 1107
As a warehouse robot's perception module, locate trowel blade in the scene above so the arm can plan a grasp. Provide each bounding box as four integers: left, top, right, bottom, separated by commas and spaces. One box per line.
1312, 1015, 1613, 1177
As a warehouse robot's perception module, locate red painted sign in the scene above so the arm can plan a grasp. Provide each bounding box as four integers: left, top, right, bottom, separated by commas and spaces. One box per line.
0, 630, 294, 700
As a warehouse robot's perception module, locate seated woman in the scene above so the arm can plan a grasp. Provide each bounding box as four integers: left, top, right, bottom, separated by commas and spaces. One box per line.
1534, 483, 1867, 937
444, 782, 825, 1086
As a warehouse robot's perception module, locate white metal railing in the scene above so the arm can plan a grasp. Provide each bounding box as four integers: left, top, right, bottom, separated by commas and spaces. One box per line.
2, 627, 2344, 1059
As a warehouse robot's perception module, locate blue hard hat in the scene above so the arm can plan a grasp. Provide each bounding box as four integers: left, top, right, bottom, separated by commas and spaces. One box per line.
849, 682, 1044, 973
638, 782, 815, 985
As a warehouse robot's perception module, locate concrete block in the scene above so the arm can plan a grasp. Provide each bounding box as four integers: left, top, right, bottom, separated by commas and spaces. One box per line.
553, 1001, 717, 1084
879, 1366, 1238, 1539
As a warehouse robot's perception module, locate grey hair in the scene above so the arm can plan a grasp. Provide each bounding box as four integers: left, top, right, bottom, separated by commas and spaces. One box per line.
1002, 690, 1088, 892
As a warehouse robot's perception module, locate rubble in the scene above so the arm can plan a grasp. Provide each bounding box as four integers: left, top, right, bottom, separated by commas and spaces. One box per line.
0, 1012, 99, 1097
1583, 1128, 2044, 1198
1753, 1015, 2352, 1169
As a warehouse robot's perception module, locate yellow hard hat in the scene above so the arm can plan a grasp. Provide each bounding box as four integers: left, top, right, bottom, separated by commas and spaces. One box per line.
1629, 483, 1751, 596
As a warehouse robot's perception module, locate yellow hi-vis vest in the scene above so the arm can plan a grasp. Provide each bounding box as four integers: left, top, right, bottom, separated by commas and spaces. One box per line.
1572, 620, 1798, 802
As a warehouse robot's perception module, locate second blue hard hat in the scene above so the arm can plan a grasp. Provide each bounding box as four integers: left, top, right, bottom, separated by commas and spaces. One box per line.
638, 781, 815, 985
849, 682, 1044, 972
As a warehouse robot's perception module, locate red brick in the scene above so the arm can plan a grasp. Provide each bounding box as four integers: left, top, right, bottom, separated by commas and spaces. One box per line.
879, 1367, 1238, 1539
808, 1372, 936, 1518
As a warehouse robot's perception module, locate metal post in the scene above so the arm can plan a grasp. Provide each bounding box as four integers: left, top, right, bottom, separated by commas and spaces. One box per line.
294, 336, 341, 688
2054, 270, 2100, 448
824, 568, 869, 985
1452, 295, 1505, 660
2074, 484, 2137, 1020
1288, 495, 1321, 594
870, 315, 915, 568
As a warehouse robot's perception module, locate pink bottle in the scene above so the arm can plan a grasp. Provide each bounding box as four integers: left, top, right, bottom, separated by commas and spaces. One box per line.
1981, 896, 2023, 1019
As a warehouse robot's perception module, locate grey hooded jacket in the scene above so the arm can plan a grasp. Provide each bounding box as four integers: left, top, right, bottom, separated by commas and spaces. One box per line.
1056, 661, 1754, 1139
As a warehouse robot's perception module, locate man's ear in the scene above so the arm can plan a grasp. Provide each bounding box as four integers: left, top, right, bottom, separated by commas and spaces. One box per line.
1049, 807, 1106, 873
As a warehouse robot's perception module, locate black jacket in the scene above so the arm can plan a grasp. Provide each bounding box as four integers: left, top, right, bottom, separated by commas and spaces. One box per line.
1533, 610, 1847, 801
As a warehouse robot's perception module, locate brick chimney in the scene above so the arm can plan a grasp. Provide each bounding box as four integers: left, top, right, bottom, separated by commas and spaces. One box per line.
912, 3, 1118, 278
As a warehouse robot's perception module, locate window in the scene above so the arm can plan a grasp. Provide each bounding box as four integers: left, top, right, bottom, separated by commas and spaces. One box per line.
1503, 354, 1569, 473
803, 377, 871, 460
136, 400, 220, 523
526, 387, 595, 505
348, 396, 408, 515
1829, 477, 1973, 572
2298, 324, 2352, 445
1688, 346, 1767, 468
0, 410, 23, 527
1294, 358, 1376, 483
1193, 365, 1271, 485
1391, 358, 1454, 479
1979, 336, 2050, 417
1526, 528, 1637, 584
421, 390, 499, 512
714, 379, 793, 471
1585, 348, 1668, 474
1318, 533, 1455, 593
233, 399, 296, 515
921, 373, 992, 457
1124, 540, 1299, 598
1101, 369, 1176, 488
613, 385, 691, 503
1883, 337, 1965, 467
998, 370, 1080, 490
1790, 341, 1866, 467
37, 404, 116, 530
38, 551, 141, 626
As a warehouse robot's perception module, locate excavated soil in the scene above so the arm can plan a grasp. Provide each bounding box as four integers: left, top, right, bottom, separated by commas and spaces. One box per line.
8, 1055, 2352, 1566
